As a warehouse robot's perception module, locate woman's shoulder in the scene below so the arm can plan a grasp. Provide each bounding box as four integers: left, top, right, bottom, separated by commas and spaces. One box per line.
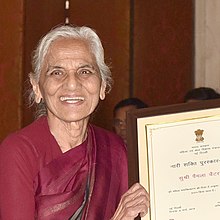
90, 124, 123, 140
0, 116, 49, 154
89, 124, 126, 152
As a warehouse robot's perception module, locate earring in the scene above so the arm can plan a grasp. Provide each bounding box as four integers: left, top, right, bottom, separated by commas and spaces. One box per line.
36, 97, 42, 104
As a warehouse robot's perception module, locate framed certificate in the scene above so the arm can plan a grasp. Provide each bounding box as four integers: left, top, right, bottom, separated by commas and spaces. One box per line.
127, 99, 220, 220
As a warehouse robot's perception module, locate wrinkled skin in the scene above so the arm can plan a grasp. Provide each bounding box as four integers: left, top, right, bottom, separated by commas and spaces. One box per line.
111, 183, 150, 219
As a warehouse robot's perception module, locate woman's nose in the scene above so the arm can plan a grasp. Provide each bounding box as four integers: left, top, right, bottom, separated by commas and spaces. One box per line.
64, 73, 80, 89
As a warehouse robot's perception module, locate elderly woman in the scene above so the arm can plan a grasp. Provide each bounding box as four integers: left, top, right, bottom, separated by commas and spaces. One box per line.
0, 25, 149, 219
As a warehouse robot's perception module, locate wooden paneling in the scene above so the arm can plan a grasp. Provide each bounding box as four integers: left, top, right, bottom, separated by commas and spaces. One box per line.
0, 0, 24, 141
133, 0, 194, 107
22, 0, 66, 127
69, 0, 131, 131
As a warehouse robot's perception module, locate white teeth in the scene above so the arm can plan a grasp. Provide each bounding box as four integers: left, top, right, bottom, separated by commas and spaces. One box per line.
60, 97, 84, 103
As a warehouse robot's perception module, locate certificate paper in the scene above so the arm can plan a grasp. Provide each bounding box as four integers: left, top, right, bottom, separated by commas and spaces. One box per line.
127, 101, 220, 220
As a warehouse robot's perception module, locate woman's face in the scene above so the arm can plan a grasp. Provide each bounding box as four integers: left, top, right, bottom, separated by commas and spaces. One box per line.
32, 38, 106, 123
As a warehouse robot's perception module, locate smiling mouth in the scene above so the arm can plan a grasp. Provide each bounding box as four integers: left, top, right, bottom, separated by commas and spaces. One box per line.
60, 96, 84, 104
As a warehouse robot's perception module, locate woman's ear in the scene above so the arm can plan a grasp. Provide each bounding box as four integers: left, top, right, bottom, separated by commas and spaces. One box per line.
99, 81, 106, 100
30, 75, 42, 103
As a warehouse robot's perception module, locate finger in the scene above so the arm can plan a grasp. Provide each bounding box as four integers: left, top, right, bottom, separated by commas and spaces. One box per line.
128, 183, 143, 192
128, 183, 149, 198
123, 202, 149, 218
119, 191, 149, 218
123, 183, 149, 204
113, 183, 150, 219
127, 192, 149, 210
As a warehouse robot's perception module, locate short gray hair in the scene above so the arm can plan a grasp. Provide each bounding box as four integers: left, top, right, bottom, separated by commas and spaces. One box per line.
29, 25, 112, 118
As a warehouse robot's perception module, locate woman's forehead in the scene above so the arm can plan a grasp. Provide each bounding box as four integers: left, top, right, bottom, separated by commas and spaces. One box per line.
48, 38, 90, 55
44, 38, 96, 65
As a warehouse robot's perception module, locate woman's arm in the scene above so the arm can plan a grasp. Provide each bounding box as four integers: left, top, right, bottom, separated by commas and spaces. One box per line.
0, 136, 36, 220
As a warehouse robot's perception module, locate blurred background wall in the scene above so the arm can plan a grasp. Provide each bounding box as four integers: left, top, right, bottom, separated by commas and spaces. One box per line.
195, 0, 220, 90
2, 0, 216, 141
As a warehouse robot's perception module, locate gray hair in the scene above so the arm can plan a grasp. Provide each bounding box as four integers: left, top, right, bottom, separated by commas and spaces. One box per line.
29, 25, 112, 118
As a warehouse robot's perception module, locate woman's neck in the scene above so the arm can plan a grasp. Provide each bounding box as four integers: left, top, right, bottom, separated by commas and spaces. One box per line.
48, 117, 89, 153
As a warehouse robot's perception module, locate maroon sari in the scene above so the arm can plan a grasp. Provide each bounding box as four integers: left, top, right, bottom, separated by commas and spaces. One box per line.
34, 125, 128, 219
0, 116, 127, 219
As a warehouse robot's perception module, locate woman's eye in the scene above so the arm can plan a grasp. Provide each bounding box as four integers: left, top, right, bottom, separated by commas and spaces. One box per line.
51, 70, 63, 76
79, 69, 92, 75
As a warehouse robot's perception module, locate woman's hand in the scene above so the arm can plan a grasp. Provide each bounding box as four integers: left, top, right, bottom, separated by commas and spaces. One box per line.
111, 183, 150, 220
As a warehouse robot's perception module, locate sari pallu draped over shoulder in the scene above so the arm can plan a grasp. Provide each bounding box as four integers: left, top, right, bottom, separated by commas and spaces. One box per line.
34, 125, 128, 220
34, 126, 96, 220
